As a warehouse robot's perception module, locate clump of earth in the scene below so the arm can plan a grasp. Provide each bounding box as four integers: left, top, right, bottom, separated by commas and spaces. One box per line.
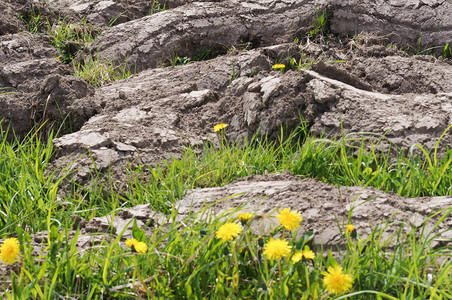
1, 0, 451, 255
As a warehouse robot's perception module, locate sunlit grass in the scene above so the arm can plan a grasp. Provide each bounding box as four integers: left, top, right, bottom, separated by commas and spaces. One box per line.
0, 122, 450, 298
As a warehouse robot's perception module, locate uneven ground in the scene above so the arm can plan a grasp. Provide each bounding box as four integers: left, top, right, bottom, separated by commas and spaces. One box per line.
1, 0, 451, 263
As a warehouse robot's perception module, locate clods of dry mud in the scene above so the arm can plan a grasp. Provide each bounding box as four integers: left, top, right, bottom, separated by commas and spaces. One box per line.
177, 173, 452, 250
0, 0, 451, 266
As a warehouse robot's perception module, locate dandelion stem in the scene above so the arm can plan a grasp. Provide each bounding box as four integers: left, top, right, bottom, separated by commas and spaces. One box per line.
305, 265, 310, 290
231, 244, 240, 291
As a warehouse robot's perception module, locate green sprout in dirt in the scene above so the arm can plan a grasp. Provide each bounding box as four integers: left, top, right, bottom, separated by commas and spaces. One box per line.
47, 18, 100, 63
150, 0, 166, 15
169, 48, 212, 66
309, 9, 331, 39
18, 8, 100, 63
18, 6, 45, 34
74, 56, 131, 87
441, 43, 452, 59
0, 87, 16, 95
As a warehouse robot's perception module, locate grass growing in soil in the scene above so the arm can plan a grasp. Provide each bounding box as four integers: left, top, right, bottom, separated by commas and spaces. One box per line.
0, 123, 450, 298
16, 8, 132, 87
47, 18, 99, 63
73, 55, 132, 87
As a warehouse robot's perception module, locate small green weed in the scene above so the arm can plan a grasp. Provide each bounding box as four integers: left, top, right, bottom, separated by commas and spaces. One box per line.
150, 0, 166, 15
309, 9, 331, 38
18, 7, 45, 34
18, 8, 100, 64
404, 29, 452, 59
108, 12, 130, 27
74, 56, 131, 87
441, 43, 452, 59
169, 48, 212, 66
47, 18, 100, 63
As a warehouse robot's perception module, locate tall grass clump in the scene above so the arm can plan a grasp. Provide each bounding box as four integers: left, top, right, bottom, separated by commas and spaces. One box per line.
0, 124, 71, 235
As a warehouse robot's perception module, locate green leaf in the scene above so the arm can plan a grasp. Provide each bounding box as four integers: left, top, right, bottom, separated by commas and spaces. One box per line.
327, 250, 338, 267
294, 231, 314, 250
50, 224, 59, 241
132, 219, 146, 242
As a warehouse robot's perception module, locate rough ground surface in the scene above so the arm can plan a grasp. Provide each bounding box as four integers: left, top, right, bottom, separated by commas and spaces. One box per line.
0, 0, 451, 261
176, 173, 452, 250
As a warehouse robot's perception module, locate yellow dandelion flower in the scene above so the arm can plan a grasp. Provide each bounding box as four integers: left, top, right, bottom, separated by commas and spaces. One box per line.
125, 238, 137, 248
125, 238, 148, 253
323, 265, 354, 295
237, 213, 253, 222
272, 63, 286, 70
346, 224, 355, 233
263, 238, 292, 261
276, 208, 302, 231
302, 249, 315, 260
133, 241, 148, 253
291, 251, 303, 263
0, 237, 20, 264
292, 248, 315, 263
216, 222, 242, 242
214, 123, 228, 133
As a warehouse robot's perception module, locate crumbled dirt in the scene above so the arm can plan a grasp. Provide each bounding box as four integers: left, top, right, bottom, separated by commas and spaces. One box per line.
330, 0, 452, 53
1, 0, 451, 259
0, 1, 26, 35
176, 173, 452, 251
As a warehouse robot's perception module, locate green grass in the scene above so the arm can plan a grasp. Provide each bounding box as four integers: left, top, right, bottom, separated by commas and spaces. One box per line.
167, 48, 212, 66
0, 88, 16, 95
73, 55, 132, 87
150, 0, 166, 15
0, 122, 450, 298
18, 7, 99, 64
17, 6, 45, 34
47, 18, 99, 63
17, 8, 132, 87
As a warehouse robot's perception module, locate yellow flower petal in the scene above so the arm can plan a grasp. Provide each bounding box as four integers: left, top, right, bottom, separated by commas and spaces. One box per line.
125, 238, 137, 248
133, 241, 148, 253
302, 249, 315, 260
272, 64, 286, 70
276, 208, 302, 231
237, 213, 253, 222
215, 222, 242, 242
291, 251, 303, 263
263, 238, 292, 261
0, 238, 20, 264
323, 265, 353, 295
214, 123, 228, 133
